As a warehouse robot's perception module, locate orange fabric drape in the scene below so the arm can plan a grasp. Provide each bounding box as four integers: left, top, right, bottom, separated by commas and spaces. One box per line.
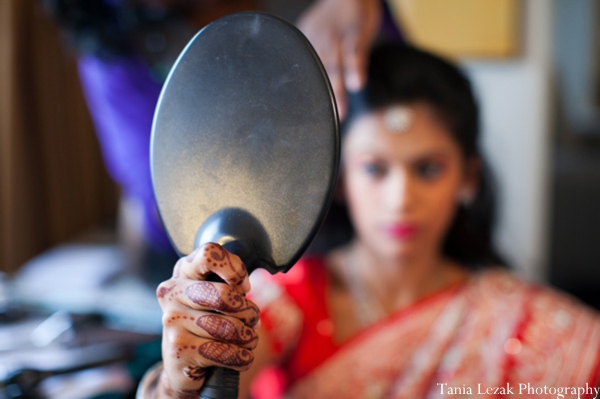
0, 0, 118, 274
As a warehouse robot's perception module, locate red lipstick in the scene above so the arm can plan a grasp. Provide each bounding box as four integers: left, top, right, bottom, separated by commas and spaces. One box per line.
383, 224, 418, 239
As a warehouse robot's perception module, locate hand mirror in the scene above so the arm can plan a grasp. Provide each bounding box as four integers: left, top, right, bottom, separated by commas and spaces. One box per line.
151, 12, 339, 398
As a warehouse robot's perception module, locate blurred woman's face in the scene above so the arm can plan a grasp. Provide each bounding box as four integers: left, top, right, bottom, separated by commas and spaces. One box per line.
342, 102, 474, 262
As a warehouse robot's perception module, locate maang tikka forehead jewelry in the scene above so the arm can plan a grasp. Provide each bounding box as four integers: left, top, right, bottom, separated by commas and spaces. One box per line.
383, 105, 413, 133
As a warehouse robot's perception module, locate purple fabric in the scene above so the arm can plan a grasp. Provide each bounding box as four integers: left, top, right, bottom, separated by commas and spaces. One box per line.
380, 0, 405, 43
77, 55, 174, 254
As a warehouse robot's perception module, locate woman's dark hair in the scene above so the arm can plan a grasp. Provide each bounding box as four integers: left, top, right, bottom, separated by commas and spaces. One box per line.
310, 43, 505, 269
41, 0, 184, 58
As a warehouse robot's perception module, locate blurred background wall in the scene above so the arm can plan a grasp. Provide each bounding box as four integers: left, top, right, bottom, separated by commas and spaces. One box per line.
0, 0, 119, 275
463, 0, 554, 281
549, 0, 600, 309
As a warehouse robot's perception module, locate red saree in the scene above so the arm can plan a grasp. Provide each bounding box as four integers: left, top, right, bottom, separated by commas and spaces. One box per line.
250, 257, 600, 398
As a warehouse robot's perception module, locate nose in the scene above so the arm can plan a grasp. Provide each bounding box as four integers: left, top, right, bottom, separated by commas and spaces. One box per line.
382, 168, 416, 213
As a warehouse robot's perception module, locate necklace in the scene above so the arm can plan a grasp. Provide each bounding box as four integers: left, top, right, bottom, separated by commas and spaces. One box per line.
340, 247, 449, 328
343, 251, 387, 327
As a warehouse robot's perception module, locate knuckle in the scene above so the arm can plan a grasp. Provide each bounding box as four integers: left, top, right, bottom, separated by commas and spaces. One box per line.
248, 299, 261, 316
156, 281, 177, 301
241, 311, 260, 328
164, 327, 186, 348
174, 255, 186, 269
162, 310, 182, 326
246, 297, 259, 310
199, 242, 215, 251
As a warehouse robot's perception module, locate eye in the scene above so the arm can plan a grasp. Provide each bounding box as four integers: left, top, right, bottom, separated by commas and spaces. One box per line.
414, 160, 445, 180
364, 162, 387, 178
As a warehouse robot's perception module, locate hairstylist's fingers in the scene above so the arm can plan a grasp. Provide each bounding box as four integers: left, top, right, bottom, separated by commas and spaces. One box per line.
305, 35, 348, 118
342, 29, 370, 92
178, 242, 251, 293
322, 41, 347, 120
341, 41, 364, 92
179, 280, 260, 327
341, 0, 380, 92
297, 2, 346, 118
331, 62, 348, 120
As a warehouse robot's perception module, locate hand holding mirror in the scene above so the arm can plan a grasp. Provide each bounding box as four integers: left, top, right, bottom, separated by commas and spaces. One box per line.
151, 11, 339, 399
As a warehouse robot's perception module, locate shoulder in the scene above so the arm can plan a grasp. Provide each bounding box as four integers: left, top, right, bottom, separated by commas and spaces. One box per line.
469, 268, 600, 386
468, 267, 600, 332
471, 267, 600, 320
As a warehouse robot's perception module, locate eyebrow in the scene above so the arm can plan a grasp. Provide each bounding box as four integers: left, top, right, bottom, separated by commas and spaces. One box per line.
410, 150, 453, 160
349, 147, 453, 161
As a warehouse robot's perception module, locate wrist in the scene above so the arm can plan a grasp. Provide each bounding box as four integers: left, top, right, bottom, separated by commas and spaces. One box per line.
136, 362, 163, 399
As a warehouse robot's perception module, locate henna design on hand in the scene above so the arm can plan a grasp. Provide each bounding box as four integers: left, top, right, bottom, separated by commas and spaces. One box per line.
185, 282, 259, 325
204, 244, 248, 286
197, 315, 257, 346
157, 284, 176, 299
184, 366, 206, 381
197, 341, 253, 367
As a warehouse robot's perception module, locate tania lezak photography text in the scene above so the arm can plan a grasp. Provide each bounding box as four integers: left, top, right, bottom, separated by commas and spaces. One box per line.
437, 383, 600, 398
